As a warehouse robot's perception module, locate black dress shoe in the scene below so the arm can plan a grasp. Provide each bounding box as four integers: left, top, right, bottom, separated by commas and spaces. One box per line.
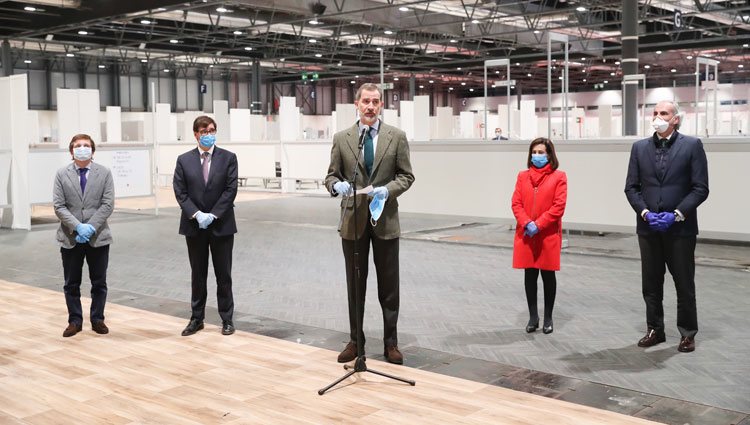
91, 321, 109, 334
678, 336, 695, 353
221, 321, 235, 335
62, 322, 82, 338
181, 319, 204, 336
637, 329, 666, 347
526, 317, 539, 333
542, 318, 553, 334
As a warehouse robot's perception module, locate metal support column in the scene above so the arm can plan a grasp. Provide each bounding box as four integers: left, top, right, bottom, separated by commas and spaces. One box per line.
408, 76, 415, 100
197, 69, 204, 112
251, 61, 262, 114
622, 0, 639, 135
1, 40, 11, 76
110, 62, 120, 107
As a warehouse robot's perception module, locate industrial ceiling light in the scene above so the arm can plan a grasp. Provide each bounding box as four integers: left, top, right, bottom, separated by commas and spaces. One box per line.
419, 85, 424, 88
471, 19, 479, 24
603, 80, 608, 83
656, 50, 662, 54
140, 19, 152, 24
233, 30, 243, 35
576, 6, 586, 12
739, 64, 745, 68
428, 80, 434, 83
141, 59, 147, 63
279, 58, 285, 61
398, 6, 409, 12
244, 46, 253, 50
163, 69, 170, 72
461, 82, 466, 85
309, 19, 320, 25
337, 62, 342, 66
450, 39, 457, 43
457, 67, 461, 70
66, 53, 74, 57
644, 65, 650, 69
615, 61, 620, 65
169, 39, 179, 43
394, 77, 399, 80
448, 87, 454, 91
582, 79, 586, 82
24, 6, 36, 11
315, 53, 322, 57
533, 30, 540, 34
78, 30, 88, 35
469, 88, 474, 92
671, 68, 677, 72
99, 64, 106, 69
686, 55, 693, 59
309, 39, 317, 43
350, 80, 356, 84
527, 73, 532, 77
384, 30, 393, 35
216, 7, 229, 13
24, 59, 32, 64
376, 47, 382, 51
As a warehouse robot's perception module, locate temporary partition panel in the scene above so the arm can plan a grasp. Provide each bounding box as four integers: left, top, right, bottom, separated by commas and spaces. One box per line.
0, 74, 31, 229
213, 100, 230, 142
57, 88, 101, 148
230, 108, 251, 142
106, 106, 122, 143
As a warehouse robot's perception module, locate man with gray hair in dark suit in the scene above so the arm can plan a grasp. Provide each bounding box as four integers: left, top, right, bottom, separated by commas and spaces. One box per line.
53, 134, 115, 337
625, 100, 709, 353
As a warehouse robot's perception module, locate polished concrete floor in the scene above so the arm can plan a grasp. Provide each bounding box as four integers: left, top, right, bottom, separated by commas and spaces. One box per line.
2, 191, 749, 425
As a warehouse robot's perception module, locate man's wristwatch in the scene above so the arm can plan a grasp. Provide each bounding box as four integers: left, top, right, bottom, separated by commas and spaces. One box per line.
674, 210, 685, 222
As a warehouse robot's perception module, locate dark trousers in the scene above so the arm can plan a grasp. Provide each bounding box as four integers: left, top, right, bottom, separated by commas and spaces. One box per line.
638, 234, 698, 338
61, 243, 109, 325
524, 268, 557, 320
342, 224, 400, 348
185, 232, 234, 322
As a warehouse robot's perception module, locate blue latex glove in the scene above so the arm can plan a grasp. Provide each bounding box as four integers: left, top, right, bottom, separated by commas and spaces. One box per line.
371, 186, 389, 200
645, 212, 659, 224
75, 233, 89, 244
75, 223, 88, 237
333, 181, 352, 196
657, 212, 676, 229
83, 224, 96, 237
195, 211, 214, 229
524, 221, 539, 237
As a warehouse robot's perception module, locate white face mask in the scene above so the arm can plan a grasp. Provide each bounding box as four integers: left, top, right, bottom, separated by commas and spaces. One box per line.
73, 146, 92, 161
652, 117, 671, 133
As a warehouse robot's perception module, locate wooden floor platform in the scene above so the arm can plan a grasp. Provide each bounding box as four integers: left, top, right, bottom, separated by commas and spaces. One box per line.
0, 279, 657, 424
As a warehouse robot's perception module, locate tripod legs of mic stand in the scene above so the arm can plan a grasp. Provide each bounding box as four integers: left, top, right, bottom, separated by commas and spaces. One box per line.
318, 356, 416, 395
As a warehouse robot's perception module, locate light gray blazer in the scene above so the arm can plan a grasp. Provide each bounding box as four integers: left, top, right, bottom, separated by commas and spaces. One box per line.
53, 162, 115, 249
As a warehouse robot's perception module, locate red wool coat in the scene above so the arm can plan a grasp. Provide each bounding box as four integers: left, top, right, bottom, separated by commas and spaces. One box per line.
511, 165, 568, 271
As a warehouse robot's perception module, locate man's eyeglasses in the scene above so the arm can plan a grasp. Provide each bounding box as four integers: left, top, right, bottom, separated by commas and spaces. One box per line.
198, 129, 217, 136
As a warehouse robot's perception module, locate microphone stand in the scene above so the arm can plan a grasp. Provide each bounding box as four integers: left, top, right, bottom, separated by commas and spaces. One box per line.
319, 124, 416, 395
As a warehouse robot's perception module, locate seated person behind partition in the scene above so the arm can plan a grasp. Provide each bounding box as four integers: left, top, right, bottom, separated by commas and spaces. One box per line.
493, 128, 508, 140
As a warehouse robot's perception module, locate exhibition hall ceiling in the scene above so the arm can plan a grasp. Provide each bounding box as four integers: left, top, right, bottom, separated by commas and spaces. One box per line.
0, 0, 748, 92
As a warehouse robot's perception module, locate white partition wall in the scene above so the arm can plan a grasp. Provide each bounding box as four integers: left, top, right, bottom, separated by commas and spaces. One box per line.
249, 115, 265, 141
413, 95, 430, 141
435, 107, 453, 139
279, 96, 300, 192
599, 105, 613, 137
459, 111, 476, 138
182, 111, 202, 141
400, 101, 415, 140
519, 100, 536, 139
213, 100, 229, 142
0, 74, 31, 229
335, 104, 356, 132
382, 108, 399, 129
105, 106, 122, 143
57, 88, 101, 148
230, 108, 251, 142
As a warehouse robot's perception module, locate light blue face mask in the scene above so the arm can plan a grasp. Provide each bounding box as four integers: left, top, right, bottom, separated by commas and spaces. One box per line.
199, 134, 216, 148
531, 153, 548, 168
369, 196, 385, 226
73, 146, 92, 161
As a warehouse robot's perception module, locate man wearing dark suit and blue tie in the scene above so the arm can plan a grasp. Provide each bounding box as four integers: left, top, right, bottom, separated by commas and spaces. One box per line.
53, 134, 115, 337
173, 116, 238, 336
325, 83, 415, 365
625, 100, 709, 353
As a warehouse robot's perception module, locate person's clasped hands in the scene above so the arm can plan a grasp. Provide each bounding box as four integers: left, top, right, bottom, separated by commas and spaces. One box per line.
75, 223, 96, 243
646, 211, 676, 232
524, 221, 539, 237
333, 181, 352, 197
195, 211, 215, 229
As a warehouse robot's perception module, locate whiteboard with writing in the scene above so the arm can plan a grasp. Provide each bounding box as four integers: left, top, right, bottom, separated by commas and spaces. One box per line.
28, 146, 153, 204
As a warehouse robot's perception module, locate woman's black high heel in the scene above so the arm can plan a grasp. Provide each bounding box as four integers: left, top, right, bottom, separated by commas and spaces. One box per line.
543, 318, 553, 334
526, 317, 539, 333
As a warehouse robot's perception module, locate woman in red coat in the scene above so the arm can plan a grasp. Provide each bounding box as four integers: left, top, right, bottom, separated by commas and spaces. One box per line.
512, 137, 567, 334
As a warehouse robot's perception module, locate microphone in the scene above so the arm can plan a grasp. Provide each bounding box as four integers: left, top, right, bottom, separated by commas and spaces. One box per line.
358, 124, 370, 149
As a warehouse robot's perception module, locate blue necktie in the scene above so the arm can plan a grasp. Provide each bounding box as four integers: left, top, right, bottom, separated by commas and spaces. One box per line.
79, 168, 88, 194
364, 129, 374, 176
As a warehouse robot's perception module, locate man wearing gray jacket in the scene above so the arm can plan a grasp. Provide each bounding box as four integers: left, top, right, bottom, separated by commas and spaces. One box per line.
53, 134, 115, 337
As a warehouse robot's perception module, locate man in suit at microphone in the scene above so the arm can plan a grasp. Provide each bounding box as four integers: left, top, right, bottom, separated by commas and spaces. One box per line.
625, 100, 709, 353
325, 83, 415, 364
173, 116, 238, 337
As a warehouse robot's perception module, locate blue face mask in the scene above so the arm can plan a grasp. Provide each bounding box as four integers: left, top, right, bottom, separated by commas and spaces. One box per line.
531, 154, 548, 168
369, 196, 385, 226
199, 134, 216, 148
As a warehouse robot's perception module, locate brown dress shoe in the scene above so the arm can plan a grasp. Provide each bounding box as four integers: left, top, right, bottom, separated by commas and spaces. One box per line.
637, 329, 666, 347
337, 341, 357, 363
678, 336, 695, 353
63, 323, 82, 338
384, 345, 404, 365
91, 321, 109, 335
